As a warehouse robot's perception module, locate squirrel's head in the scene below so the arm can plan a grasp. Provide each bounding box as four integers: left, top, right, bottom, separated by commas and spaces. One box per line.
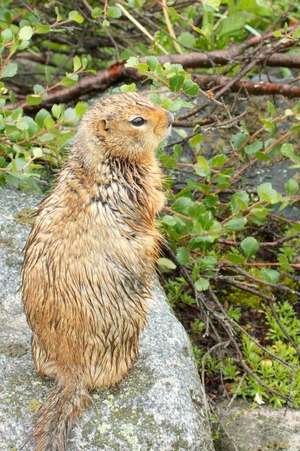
76, 93, 173, 165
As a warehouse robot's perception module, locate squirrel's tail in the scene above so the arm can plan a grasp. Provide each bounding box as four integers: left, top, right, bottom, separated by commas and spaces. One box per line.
31, 381, 91, 451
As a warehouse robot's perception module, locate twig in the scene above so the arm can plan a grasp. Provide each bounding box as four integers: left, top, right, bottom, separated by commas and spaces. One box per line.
161, 0, 182, 53
193, 74, 300, 99
116, 3, 168, 54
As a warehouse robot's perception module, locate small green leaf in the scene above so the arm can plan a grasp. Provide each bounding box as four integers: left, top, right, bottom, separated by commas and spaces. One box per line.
1, 62, 18, 78
51, 104, 63, 119
230, 191, 250, 213
33, 84, 45, 94
157, 257, 176, 271
161, 215, 178, 227
183, 79, 199, 96
92, 7, 102, 18
195, 277, 210, 292
178, 32, 196, 48
292, 27, 300, 39
35, 24, 51, 34
244, 140, 263, 156
120, 83, 137, 93
75, 101, 88, 117
26, 95, 42, 106
210, 154, 227, 168
19, 26, 33, 41
240, 237, 259, 257
32, 147, 43, 158
1, 28, 13, 42
285, 178, 299, 195
176, 247, 189, 265
257, 183, 282, 204
107, 5, 122, 18
173, 196, 194, 214
73, 56, 81, 72
225, 217, 247, 232
189, 133, 203, 149
125, 57, 139, 68
169, 74, 185, 92
260, 268, 280, 284
68, 10, 85, 23
194, 156, 210, 177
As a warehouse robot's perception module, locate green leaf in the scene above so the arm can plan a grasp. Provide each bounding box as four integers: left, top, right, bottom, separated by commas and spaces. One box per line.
33, 84, 45, 94
240, 237, 259, 257
32, 147, 43, 158
292, 27, 300, 39
194, 156, 210, 177
249, 207, 269, 225
51, 104, 63, 119
178, 32, 196, 48
161, 215, 178, 227
189, 133, 203, 149
19, 26, 33, 41
68, 10, 85, 24
173, 196, 193, 214
147, 56, 159, 71
125, 57, 139, 68
26, 95, 42, 106
35, 109, 51, 127
61, 72, 79, 87
1, 62, 17, 78
195, 277, 210, 291
16, 117, 30, 131
260, 268, 280, 284
38, 133, 55, 143
281, 143, 300, 164
204, 0, 221, 9
35, 24, 51, 34
120, 83, 137, 93
225, 217, 247, 232
1, 28, 13, 42
75, 101, 88, 117
176, 247, 189, 265
157, 257, 176, 271
244, 140, 263, 156
107, 5, 122, 18
73, 56, 81, 72
285, 178, 299, 195
169, 74, 185, 92
92, 7, 102, 18
183, 79, 199, 96
230, 191, 250, 213
257, 183, 282, 204
210, 154, 227, 168
62, 108, 78, 125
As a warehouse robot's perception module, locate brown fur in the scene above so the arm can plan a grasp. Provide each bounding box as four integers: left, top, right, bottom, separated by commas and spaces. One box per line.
21, 93, 172, 450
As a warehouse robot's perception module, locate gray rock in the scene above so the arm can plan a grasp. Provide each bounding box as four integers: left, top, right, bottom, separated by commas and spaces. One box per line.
215, 400, 300, 451
0, 187, 214, 451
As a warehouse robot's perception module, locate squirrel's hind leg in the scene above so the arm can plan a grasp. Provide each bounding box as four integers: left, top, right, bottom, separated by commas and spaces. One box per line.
32, 335, 57, 380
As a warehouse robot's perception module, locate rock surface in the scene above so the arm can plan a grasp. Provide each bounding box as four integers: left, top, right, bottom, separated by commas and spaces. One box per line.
215, 400, 300, 451
0, 187, 214, 451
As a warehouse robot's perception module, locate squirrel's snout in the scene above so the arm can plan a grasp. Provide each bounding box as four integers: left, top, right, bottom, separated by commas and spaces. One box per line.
167, 112, 174, 128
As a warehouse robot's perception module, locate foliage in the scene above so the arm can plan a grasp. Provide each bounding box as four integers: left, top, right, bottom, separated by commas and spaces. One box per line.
1, 0, 300, 408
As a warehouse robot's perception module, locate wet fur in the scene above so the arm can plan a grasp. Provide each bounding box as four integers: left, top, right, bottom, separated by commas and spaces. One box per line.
21, 93, 170, 450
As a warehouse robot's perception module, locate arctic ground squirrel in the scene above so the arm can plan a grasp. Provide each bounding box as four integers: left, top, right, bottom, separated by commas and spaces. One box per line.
21, 92, 173, 450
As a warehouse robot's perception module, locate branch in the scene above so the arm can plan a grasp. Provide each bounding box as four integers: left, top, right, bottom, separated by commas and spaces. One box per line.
193, 74, 300, 99
8, 63, 130, 112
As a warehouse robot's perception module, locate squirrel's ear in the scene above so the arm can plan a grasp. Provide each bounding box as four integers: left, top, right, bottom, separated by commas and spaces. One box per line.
96, 119, 109, 136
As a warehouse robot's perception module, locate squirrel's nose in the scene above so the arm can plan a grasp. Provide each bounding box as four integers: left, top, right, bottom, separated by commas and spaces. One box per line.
167, 112, 174, 127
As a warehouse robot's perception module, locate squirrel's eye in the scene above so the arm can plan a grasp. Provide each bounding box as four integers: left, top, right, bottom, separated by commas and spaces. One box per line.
130, 117, 146, 127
